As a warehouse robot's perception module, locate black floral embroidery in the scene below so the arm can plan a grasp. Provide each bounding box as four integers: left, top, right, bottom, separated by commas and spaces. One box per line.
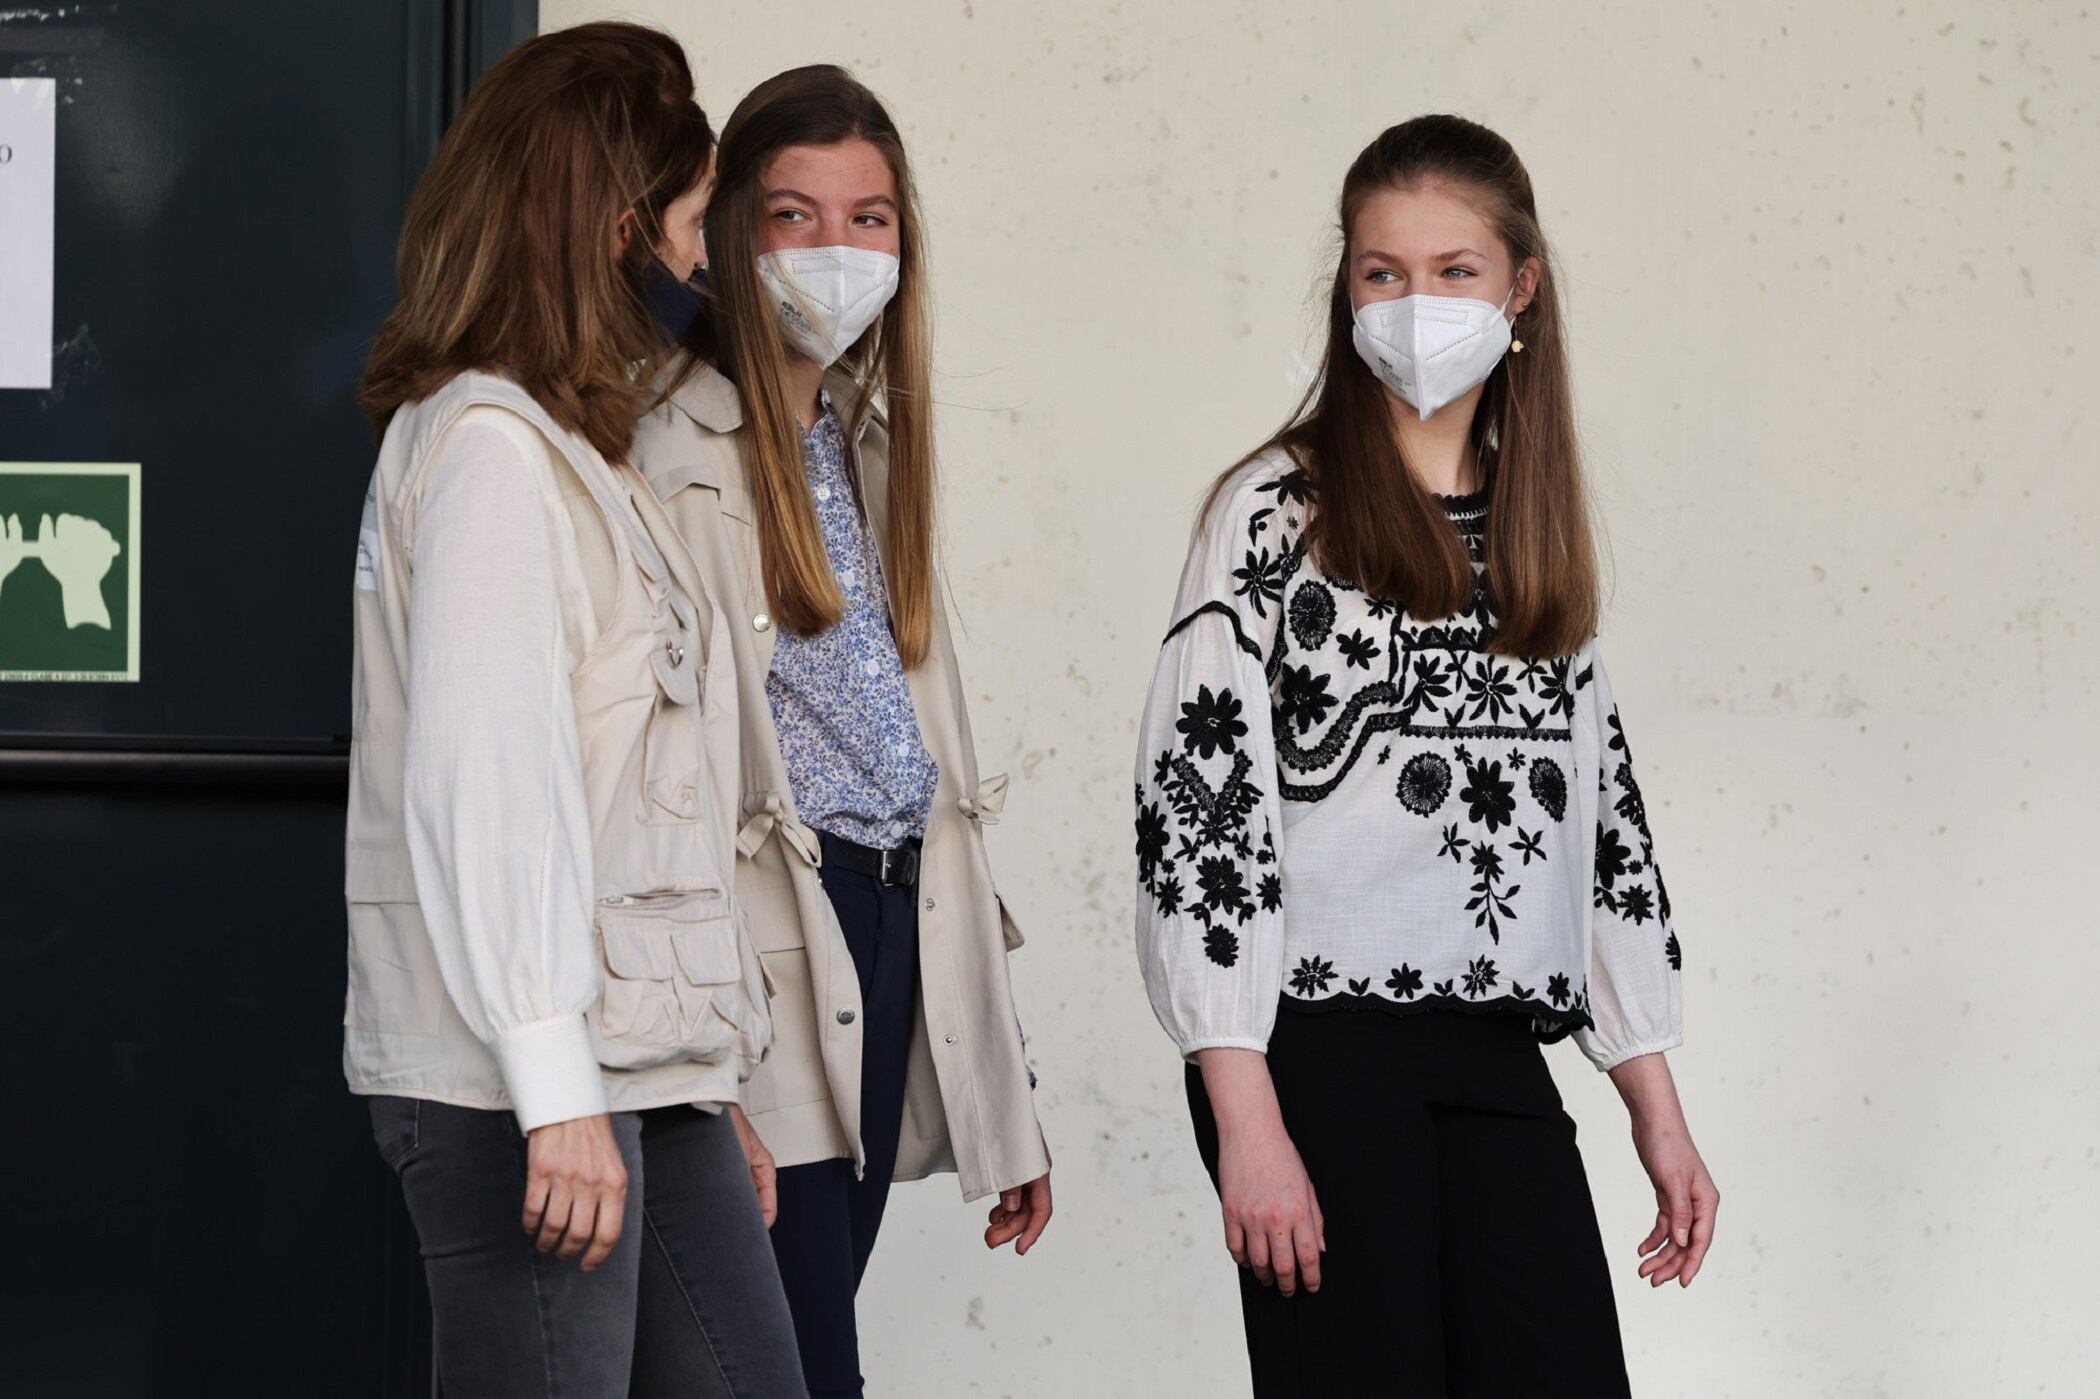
1290, 955, 1337, 996
1398, 655, 1455, 725
1528, 757, 1568, 821
1396, 752, 1453, 816
1463, 955, 1500, 998
1512, 827, 1546, 865
1232, 547, 1289, 619
1178, 685, 1248, 759
1547, 972, 1572, 1006
1387, 963, 1424, 998
1458, 757, 1517, 832
1288, 581, 1337, 651
1464, 657, 1518, 723
1196, 855, 1250, 919
1259, 469, 1315, 506
1438, 823, 1469, 863
1466, 841, 1521, 943
1536, 656, 1577, 719
1135, 797, 1170, 884
1618, 885, 1655, 925
1140, 652, 1282, 972
1594, 825, 1632, 900
1336, 629, 1378, 669
1613, 758, 1653, 849
1665, 932, 1682, 971
1276, 664, 1338, 734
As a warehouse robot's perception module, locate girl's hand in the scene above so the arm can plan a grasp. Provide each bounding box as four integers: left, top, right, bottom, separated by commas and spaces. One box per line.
727, 1104, 778, 1227
984, 1170, 1053, 1255
1608, 1052, 1718, 1287
1197, 1048, 1325, 1296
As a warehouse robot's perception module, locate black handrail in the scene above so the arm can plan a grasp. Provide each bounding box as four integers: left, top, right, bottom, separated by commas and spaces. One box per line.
0, 735, 350, 789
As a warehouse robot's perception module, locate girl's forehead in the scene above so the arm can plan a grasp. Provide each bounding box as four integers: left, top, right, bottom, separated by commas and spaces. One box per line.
763, 139, 896, 197
1352, 183, 1498, 252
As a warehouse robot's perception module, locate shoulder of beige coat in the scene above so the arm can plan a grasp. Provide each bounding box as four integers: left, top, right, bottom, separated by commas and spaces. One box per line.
630, 362, 739, 499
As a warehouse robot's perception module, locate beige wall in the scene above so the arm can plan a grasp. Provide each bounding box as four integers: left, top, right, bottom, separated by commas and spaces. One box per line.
547, 2, 2099, 1393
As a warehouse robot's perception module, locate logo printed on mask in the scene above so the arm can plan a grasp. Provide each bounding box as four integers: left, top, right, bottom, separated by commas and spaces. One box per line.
1350, 281, 1520, 421
757, 245, 900, 368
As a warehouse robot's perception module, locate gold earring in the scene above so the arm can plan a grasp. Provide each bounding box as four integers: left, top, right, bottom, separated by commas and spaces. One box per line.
1511, 337, 1525, 353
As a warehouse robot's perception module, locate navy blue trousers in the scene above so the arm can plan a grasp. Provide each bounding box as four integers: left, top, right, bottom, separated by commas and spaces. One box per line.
767, 837, 921, 1399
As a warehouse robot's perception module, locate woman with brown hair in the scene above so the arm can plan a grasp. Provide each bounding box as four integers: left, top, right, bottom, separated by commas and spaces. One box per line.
631, 65, 1052, 1398
1133, 115, 1719, 1395
346, 23, 803, 1397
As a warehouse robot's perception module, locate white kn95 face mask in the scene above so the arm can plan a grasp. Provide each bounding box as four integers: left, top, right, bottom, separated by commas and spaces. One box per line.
1350, 281, 1520, 420
756, 245, 901, 367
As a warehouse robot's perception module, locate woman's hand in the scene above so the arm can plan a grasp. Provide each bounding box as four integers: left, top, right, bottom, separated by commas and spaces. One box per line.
984, 1170, 1053, 1255
1197, 1048, 1324, 1296
1607, 1052, 1718, 1287
727, 1104, 779, 1228
523, 1113, 629, 1271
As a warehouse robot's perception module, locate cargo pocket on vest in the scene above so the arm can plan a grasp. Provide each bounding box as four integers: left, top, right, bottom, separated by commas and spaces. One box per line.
591, 901, 745, 1071
638, 586, 706, 828
344, 849, 444, 1037
344, 901, 446, 1037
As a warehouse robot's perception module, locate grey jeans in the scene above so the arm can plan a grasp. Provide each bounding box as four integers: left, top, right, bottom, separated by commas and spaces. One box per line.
369, 1096, 806, 1399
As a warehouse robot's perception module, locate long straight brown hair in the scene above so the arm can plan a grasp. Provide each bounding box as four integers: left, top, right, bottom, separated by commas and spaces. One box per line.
689, 65, 937, 669
1226, 115, 1598, 658
359, 22, 713, 463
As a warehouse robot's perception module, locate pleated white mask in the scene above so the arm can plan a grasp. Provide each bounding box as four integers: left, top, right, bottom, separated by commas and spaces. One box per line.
1350, 282, 1519, 420
756, 245, 901, 367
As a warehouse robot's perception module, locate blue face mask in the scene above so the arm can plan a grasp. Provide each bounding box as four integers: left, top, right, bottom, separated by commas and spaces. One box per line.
643, 257, 708, 344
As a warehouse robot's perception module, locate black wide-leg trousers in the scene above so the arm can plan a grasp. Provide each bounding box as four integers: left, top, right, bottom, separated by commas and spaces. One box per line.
1188, 1006, 1634, 1398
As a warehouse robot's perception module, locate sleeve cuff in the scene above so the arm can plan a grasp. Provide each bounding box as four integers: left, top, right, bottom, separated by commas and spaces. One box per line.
1586, 1032, 1684, 1073
493, 1014, 610, 1132
1177, 1034, 1271, 1063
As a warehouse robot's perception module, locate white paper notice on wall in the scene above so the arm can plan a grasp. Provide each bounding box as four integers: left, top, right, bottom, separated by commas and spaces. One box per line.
0, 78, 57, 391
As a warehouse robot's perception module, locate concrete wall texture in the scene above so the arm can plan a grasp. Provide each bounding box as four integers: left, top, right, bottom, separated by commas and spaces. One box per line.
545, 3, 2099, 1393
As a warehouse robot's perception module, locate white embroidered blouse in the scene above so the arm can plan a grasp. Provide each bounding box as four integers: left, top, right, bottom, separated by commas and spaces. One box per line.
1132, 450, 1684, 1070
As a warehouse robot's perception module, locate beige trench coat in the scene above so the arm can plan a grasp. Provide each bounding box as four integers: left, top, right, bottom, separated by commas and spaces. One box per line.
631, 362, 1049, 1203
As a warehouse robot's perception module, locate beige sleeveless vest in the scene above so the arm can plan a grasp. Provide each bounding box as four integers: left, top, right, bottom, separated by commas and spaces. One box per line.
343, 371, 770, 1116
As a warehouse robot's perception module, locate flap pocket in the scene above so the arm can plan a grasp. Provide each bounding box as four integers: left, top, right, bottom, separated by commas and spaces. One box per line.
672, 920, 740, 985
600, 914, 678, 981
591, 903, 749, 1070
345, 841, 418, 903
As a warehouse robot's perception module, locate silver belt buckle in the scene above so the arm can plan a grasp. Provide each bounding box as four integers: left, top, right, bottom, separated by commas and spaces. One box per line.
879, 845, 915, 886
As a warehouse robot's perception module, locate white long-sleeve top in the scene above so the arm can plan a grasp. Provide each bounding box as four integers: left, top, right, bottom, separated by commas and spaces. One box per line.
1133, 450, 1684, 1070
399, 407, 607, 1130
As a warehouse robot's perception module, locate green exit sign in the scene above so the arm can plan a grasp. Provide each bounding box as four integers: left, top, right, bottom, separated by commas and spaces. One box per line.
0, 462, 141, 682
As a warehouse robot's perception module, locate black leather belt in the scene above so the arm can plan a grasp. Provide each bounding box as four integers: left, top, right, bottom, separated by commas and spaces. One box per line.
818, 830, 921, 887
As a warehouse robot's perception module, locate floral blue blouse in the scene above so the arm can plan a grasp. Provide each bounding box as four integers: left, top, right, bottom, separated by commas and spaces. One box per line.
765, 394, 939, 849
